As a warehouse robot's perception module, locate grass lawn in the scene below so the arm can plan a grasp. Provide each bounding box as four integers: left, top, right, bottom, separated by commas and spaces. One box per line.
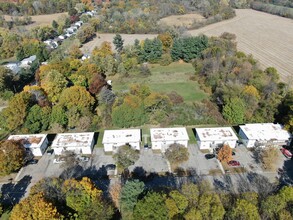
0, 211, 10, 220
186, 127, 197, 144
112, 62, 208, 103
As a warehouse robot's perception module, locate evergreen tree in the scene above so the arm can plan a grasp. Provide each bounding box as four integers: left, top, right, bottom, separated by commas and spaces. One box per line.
113, 34, 124, 53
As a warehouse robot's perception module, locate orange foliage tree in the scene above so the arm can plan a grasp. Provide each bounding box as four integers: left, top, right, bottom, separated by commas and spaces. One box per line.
217, 144, 232, 162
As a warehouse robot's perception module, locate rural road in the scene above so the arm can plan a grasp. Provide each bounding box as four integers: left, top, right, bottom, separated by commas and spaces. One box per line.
82, 9, 293, 82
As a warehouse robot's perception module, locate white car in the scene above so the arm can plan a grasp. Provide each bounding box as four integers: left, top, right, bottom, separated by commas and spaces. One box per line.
53, 158, 65, 164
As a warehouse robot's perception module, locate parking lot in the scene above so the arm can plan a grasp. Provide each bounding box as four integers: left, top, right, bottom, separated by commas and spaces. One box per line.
180, 144, 223, 175
129, 148, 170, 174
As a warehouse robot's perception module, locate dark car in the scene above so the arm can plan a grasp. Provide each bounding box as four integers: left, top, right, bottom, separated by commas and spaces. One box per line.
232, 151, 236, 156
26, 159, 38, 165
105, 164, 116, 171
228, 160, 240, 166
205, 154, 215, 159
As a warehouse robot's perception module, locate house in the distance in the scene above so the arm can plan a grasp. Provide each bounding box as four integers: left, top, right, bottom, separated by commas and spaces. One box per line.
150, 127, 189, 152
19, 55, 37, 68
195, 127, 238, 150
239, 123, 291, 148
51, 132, 95, 155
102, 129, 141, 152
8, 134, 48, 157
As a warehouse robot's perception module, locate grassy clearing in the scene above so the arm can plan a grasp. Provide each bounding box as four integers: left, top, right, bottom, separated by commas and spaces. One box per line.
0, 211, 10, 220
112, 62, 208, 103
186, 127, 197, 144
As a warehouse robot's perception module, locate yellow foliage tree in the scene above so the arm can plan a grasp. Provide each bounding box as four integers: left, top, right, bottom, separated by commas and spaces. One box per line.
243, 85, 260, 100
10, 192, 60, 220
92, 41, 113, 58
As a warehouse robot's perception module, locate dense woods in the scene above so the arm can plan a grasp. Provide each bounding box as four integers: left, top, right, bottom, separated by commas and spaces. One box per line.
3, 175, 293, 219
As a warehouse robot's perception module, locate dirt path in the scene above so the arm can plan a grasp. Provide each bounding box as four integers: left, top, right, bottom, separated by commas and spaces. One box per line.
187, 9, 293, 82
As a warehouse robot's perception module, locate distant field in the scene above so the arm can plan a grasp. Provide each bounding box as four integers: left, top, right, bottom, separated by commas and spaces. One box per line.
81, 33, 157, 53
187, 9, 293, 82
159, 13, 205, 28
4, 12, 67, 29
111, 62, 208, 103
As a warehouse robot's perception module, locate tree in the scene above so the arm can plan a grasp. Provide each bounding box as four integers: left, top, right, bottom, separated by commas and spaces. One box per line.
52, 20, 58, 29
120, 180, 145, 219
260, 147, 279, 171
181, 183, 200, 207
277, 90, 293, 133
141, 38, 163, 63
92, 41, 113, 58
89, 73, 107, 95
165, 144, 189, 169
76, 24, 95, 44
10, 192, 60, 220
217, 144, 233, 162
109, 182, 121, 209
113, 34, 124, 53
23, 105, 51, 133
222, 97, 246, 124
0, 92, 32, 131
114, 145, 140, 170
158, 33, 173, 52
59, 86, 95, 112
0, 140, 26, 176
40, 70, 68, 104
230, 199, 260, 220
133, 192, 168, 220
166, 190, 188, 219
198, 193, 225, 220
63, 177, 114, 220
261, 194, 286, 219
50, 105, 68, 127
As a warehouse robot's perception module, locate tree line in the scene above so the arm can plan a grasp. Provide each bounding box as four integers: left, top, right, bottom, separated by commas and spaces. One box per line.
2, 175, 293, 219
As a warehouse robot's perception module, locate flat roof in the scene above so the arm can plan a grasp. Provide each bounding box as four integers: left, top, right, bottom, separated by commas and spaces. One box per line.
239, 123, 291, 141
150, 127, 189, 142
102, 129, 141, 144
196, 127, 238, 141
51, 132, 94, 148
8, 134, 47, 149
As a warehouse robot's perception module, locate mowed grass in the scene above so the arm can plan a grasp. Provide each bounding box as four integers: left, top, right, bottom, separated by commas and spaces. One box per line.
112, 62, 208, 103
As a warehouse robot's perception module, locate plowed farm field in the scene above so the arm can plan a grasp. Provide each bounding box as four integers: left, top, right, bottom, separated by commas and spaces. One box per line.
187, 9, 293, 81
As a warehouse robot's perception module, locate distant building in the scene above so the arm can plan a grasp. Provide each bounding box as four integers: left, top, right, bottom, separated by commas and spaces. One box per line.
239, 123, 291, 148
4, 63, 21, 74
51, 132, 95, 155
150, 127, 189, 152
195, 127, 238, 150
20, 55, 37, 68
102, 129, 141, 152
8, 134, 48, 157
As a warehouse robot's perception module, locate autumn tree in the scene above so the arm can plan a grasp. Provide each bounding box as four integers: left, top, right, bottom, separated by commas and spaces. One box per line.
40, 70, 68, 104
59, 86, 95, 112
198, 193, 225, 220
230, 199, 260, 220
89, 73, 107, 95
10, 192, 60, 220
217, 144, 233, 163
133, 192, 168, 220
0, 140, 26, 176
260, 147, 279, 171
63, 177, 114, 220
181, 182, 200, 207
158, 33, 173, 52
120, 180, 145, 219
0, 92, 32, 131
113, 34, 124, 53
92, 41, 113, 58
165, 190, 189, 219
76, 24, 96, 44
165, 144, 189, 169
109, 182, 121, 208
114, 145, 140, 170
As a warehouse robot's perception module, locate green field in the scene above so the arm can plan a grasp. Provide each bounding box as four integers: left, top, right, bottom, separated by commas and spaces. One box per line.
112, 62, 208, 103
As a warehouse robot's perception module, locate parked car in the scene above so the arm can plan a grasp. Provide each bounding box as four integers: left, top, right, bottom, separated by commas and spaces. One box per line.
25, 159, 38, 165
77, 156, 89, 162
105, 164, 116, 171
232, 151, 236, 156
228, 160, 240, 166
280, 148, 292, 159
205, 154, 215, 159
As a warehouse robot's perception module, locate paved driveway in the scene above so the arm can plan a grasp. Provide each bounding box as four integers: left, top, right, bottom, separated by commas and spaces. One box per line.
129, 148, 170, 174
180, 144, 221, 175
